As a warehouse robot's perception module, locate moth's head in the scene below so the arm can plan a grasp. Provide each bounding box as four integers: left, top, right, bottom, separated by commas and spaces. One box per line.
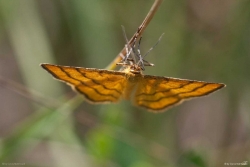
116, 32, 163, 74
116, 56, 153, 74
128, 64, 143, 74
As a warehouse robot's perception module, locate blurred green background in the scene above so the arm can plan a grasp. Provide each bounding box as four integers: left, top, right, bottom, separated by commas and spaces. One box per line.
0, 0, 250, 167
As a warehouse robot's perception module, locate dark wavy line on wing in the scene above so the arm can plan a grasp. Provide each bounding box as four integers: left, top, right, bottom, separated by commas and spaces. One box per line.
136, 81, 194, 97
137, 83, 210, 103
139, 97, 181, 111
58, 66, 119, 100
75, 68, 122, 95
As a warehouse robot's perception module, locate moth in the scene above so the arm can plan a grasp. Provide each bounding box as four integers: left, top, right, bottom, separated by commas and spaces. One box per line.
41, 34, 225, 112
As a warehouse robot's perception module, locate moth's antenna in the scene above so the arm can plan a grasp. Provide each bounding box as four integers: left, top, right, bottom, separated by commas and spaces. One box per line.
118, 27, 163, 72
121, 26, 130, 62
136, 37, 146, 70
137, 37, 154, 71
143, 33, 164, 58
137, 37, 143, 59
121, 25, 129, 44
121, 26, 137, 64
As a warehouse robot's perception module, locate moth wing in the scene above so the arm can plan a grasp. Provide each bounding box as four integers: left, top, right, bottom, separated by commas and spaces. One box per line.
41, 64, 127, 103
135, 75, 225, 112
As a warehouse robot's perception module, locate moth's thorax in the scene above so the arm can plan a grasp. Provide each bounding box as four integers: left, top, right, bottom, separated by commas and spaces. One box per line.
122, 65, 142, 74
122, 66, 143, 100
122, 66, 142, 82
